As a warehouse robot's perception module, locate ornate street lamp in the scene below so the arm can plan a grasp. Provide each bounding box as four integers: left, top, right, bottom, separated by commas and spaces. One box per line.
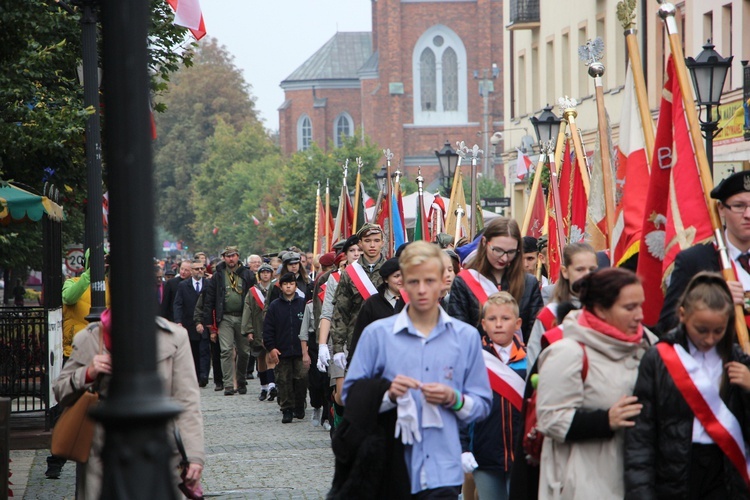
434, 141, 459, 196
530, 105, 562, 149
686, 41, 733, 173
374, 165, 388, 191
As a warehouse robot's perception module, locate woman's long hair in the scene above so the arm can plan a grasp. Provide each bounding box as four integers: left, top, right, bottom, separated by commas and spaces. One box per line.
468, 217, 525, 302
551, 242, 597, 303
678, 272, 735, 397
281, 261, 310, 284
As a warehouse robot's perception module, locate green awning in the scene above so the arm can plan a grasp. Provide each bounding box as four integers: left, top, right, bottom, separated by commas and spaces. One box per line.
0, 182, 63, 223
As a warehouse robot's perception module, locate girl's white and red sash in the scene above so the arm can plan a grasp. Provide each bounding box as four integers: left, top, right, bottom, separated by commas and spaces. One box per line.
346, 262, 378, 300
317, 271, 341, 302
656, 342, 750, 487
250, 286, 265, 310
457, 269, 499, 306
482, 350, 525, 410
537, 303, 558, 331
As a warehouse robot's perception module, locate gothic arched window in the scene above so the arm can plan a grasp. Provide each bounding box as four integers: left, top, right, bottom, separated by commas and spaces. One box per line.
297, 114, 312, 151
334, 113, 353, 148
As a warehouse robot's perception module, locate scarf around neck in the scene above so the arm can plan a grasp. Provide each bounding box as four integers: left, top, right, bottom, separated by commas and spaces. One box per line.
579, 308, 644, 344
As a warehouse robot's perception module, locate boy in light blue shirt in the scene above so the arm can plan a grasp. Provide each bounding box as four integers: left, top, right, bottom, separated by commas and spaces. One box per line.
344, 241, 492, 497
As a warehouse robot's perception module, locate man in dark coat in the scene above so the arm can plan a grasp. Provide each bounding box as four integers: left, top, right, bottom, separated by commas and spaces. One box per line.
174, 259, 209, 386
161, 259, 190, 321
657, 170, 750, 334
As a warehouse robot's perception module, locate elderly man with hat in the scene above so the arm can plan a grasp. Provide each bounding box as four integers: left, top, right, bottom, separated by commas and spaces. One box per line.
202, 245, 256, 395
657, 170, 750, 333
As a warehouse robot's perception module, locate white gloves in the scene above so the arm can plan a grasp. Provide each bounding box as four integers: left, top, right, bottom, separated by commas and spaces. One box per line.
394, 393, 422, 445
317, 344, 331, 372
333, 352, 347, 370
461, 452, 478, 473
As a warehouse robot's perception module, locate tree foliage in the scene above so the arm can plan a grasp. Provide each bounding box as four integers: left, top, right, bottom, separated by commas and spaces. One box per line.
0, 0, 196, 271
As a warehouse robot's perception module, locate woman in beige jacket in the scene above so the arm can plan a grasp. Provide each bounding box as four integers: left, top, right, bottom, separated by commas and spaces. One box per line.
535, 268, 657, 500
53, 310, 205, 499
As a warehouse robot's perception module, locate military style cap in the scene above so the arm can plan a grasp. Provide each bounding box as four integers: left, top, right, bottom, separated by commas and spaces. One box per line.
332, 239, 347, 252
711, 171, 750, 202
436, 233, 454, 248
356, 223, 383, 239
258, 263, 274, 274
537, 235, 548, 252
341, 234, 360, 254
283, 252, 301, 264
523, 236, 538, 254
318, 252, 336, 267
379, 258, 401, 280
221, 246, 240, 256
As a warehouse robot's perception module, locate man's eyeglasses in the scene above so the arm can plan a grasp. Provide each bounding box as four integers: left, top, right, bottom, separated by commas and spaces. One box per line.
191, 266, 205, 271
724, 203, 750, 214
488, 246, 518, 259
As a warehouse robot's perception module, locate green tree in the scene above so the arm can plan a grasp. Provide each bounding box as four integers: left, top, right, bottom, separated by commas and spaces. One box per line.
153, 38, 261, 245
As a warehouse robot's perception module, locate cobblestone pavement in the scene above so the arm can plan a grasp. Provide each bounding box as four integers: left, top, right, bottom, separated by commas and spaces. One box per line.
11, 373, 335, 499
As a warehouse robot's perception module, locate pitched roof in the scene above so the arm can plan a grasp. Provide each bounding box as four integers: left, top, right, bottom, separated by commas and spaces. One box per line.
281, 32, 372, 85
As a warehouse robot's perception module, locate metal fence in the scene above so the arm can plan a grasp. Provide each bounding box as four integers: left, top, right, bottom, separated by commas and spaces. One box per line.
0, 307, 48, 413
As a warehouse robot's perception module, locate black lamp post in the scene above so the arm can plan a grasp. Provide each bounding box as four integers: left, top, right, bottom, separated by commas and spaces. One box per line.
435, 141, 459, 196
686, 41, 733, 174
530, 105, 562, 149
374, 165, 388, 191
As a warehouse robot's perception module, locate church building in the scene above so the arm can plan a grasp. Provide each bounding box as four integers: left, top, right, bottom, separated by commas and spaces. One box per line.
278, 0, 505, 188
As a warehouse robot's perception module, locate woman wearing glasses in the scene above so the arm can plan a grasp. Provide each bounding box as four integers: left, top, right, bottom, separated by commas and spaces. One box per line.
447, 217, 543, 342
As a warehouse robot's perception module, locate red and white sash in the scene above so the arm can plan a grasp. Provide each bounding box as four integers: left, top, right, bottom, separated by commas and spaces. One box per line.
537, 303, 558, 331
249, 286, 265, 310
457, 269, 499, 306
346, 262, 378, 300
657, 342, 750, 486
482, 350, 525, 410
317, 271, 341, 302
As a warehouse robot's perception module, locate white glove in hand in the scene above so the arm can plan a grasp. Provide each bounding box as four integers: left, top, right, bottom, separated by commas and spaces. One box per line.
317, 344, 331, 372
333, 352, 347, 370
461, 452, 479, 473
394, 393, 422, 445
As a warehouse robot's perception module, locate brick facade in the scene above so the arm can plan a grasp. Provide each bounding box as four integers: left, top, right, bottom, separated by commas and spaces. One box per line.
280, 0, 504, 187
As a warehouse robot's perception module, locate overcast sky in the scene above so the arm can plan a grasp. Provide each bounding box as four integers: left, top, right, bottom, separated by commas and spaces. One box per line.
198, 0, 372, 132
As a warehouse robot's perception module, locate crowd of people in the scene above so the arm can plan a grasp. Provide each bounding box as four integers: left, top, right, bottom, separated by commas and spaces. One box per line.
48, 169, 750, 499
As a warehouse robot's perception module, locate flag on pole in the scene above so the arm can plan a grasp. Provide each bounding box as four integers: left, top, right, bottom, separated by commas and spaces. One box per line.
414, 187, 429, 241
165, 0, 206, 40
331, 182, 354, 244
361, 183, 376, 209
546, 187, 561, 284
636, 57, 713, 325
516, 149, 532, 181
374, 181, 391, 253
391, 180, 407, 250
612, 63, 651, 266
526, 182, 545, 239
446, 168, 470, 240
429, 193, 446, 239
251, 215, 260, 226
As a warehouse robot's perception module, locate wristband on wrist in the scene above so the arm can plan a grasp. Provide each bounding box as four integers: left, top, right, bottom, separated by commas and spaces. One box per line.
451, 390, 464, 411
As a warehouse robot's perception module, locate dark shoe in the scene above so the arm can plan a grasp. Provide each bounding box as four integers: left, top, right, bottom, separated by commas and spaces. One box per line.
224, 388, 235, 396
247, 372, 255, 379
294, 408, 306, 420
45, 464, 62, 479
199, 379, 208, 388
214, 384, 224, 392
258, 389, 268, 401
282, 410, 293, 424
268, 386, 278, 401
237, 385, 247, 395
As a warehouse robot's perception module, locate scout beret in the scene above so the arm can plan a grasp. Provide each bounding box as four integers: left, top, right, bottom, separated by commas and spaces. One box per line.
711, 170, 750, 202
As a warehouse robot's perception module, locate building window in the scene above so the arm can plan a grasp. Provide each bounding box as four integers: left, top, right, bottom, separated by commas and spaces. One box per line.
334, 113, 353, 148
412, 25, 468, 125
297, 114, 312, 151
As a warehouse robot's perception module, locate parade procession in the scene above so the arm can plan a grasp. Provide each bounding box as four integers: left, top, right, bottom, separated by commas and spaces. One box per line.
3, 0, 750, 498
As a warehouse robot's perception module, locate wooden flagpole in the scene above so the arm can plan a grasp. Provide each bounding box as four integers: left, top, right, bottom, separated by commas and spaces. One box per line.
549, 121, 568, 252
383, 148, 395, 257
560, 98, 591, 198
659, 3, 750, 353
521, 152, 547, 236
352, 157, 362, 233
325, 179, 331, 251
618, 0, 655, 167
313, 182, 321, 257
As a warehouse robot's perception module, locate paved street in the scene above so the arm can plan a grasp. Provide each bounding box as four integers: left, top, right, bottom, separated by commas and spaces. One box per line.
10, 374, 335, 499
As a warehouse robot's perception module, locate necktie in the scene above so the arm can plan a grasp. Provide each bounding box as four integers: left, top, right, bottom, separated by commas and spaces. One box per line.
738, 254, 750, 275
195, 281, 200, 293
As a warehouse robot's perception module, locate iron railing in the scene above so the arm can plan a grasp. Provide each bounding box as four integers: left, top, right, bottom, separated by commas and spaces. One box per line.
0, 307, 48, 413
509, 0, 540, 28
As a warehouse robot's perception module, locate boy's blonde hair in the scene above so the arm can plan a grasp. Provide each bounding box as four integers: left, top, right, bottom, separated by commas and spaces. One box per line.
482, 291, 519, 318
399, 241, 445, 276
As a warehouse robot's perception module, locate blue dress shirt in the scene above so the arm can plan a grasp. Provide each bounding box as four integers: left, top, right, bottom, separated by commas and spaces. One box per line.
344, 306, 492, 494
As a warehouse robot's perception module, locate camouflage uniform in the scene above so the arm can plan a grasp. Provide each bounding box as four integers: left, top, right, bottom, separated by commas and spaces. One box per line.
330, 254, 385, 355
241, 282, 270, 357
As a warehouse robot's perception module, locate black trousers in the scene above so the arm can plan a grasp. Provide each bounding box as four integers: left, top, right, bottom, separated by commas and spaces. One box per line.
412, 485, 461, 499
688, 443, 727, 500
190, 337, 210, 382
210, 338, 223, 384
308, 349, 327, 409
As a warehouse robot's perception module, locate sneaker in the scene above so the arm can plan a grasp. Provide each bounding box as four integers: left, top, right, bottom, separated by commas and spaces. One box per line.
237, 385, 247, 395
268, 386, 278, 401
224, 388, 235, 396
312, 408, 321, 426
258, 389, 268, 401
282, 410, 293, 424
214, 384, 224, 392
322, 421, 331, 431
294, 408, 306, 420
